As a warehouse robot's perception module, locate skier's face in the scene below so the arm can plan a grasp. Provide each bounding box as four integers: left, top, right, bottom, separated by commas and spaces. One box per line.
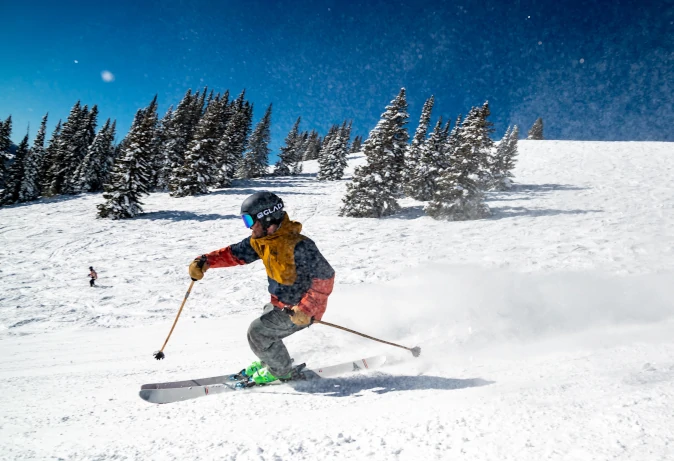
251, 221, 279, 239
251, 221, 265, 239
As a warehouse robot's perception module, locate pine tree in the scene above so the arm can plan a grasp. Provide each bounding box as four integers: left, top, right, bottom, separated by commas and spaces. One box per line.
19, 113, 48, 202
491, 125, 519, 190
40, 120, 61, 192
302, 130, 321, 161
238, 103, 272, 179
62, 104, 98, 194
291, 131, 308, 175
0, 134, 29, 205
161, 90, 196, 194
75, 119, 117, 192
214, 91, 252, 187
350, 135, 363, 153
426, 108, 490, 221
340, 89, 409, 217
410, 117, 447, 201
528, 117, 544, 140
474, 102, 496, 189
317, 125, 341, 181
44, 101, 87, 196
316, 124, 337, 178
97, 102, 157, 219
99, 121, 118, 187
274, 117, 301, 176
405, 95, 434, 198
0, 116, 13, 189
318, 121, 351, 181
152, 107, 173, 191
170, 97, 222, 196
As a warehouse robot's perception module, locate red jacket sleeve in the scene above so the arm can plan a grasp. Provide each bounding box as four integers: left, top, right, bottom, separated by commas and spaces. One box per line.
203, 247, 246, 268
297, 275, 334, 321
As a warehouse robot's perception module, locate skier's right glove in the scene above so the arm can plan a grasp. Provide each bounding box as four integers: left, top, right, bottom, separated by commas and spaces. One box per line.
189, 255, 209, 281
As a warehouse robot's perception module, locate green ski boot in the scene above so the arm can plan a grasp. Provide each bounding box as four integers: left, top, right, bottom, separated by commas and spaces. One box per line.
250, 366, 293, 385
243, 360, 264, 378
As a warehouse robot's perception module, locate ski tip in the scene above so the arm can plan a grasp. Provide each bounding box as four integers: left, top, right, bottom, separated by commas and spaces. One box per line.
138, 390, 152, 402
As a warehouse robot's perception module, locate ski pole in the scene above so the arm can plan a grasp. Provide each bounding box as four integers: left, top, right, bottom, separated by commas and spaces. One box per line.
153, 279, 195, 360
315, 320, 421, 357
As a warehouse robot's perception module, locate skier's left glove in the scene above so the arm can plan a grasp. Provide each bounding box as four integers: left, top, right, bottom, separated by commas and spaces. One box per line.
289, 306, 313, 326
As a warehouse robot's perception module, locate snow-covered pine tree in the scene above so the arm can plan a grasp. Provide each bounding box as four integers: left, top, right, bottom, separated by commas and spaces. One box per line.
98, 121, 118, 187
62, 105, 98, 194
217, 89, 231, 128
291, 131, 308, 175
162, 90, 196, 194
0, 134, 29, 205
18, 113, 48, 202
350, 135, 363, 153
466, 101, 495, 190
404, 95, 434, 198
527, 117, 543, 140
75, 119, 117, 193
39, 120, 61, 192
334, 121, 352, 178
491, 125, 519, 190
97, 103, 157, 219
411, 117, 448, 201
43, 101, 86, 196
170, 97, 223, 196
152, 106, 173, 191
339, 88, 409, 217
190, 87, 208, 134
302, 130, 321, 161
316, 124, 337, 178
490, 126, 511, 191
441, 118, 451, 144
317, 121, 351, 181
425, 108, 490, 221
238, 103, 272, 179
274, 117, 301, 176
214, 91, 252, 187
0, 116, 12, 189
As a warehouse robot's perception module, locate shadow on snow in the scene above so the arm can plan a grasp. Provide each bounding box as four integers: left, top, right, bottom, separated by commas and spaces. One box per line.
487, 206, 602, 220
286, 374, 494, 397
134, 210, 238, 222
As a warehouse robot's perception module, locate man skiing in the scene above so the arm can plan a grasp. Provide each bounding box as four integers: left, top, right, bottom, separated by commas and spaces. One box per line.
188, 191, 335, 385
89, 266, 98, 287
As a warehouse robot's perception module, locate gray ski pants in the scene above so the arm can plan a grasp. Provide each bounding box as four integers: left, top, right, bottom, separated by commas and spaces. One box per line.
247, 303, 307, 376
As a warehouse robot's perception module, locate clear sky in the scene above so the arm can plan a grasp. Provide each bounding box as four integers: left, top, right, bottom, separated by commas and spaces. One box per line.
1, 0, 672, 154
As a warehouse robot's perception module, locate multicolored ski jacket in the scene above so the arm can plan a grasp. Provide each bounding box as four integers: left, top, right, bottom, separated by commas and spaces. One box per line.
203, 214, 335, 320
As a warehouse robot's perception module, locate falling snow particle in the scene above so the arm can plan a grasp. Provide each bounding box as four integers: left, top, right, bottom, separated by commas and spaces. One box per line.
101, 70, 115, 82
538, 41, 542, 45
580, 58, 585, 64
74, 60, 78, 64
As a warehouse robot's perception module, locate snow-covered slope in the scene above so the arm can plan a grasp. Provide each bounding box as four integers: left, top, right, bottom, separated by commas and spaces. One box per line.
1, 140, 673, 460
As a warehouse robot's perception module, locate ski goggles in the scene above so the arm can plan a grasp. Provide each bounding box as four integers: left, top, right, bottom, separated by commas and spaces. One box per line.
241, 214, 256, 228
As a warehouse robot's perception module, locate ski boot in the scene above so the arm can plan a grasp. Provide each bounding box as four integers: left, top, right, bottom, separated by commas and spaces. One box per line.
250, 363, 308, 385
229, 360, 264, 382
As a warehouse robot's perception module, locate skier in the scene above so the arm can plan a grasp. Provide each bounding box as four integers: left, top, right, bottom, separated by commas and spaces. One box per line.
89, 266, 98, 287
188, 192, 335, 384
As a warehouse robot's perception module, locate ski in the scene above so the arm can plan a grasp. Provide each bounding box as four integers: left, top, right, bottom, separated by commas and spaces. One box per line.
139, 355, 386, 404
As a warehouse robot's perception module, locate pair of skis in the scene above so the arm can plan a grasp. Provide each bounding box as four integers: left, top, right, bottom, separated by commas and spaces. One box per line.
139, 355, 387, 404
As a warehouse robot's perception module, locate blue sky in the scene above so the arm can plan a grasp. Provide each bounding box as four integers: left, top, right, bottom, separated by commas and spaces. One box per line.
1, 0, 672, 155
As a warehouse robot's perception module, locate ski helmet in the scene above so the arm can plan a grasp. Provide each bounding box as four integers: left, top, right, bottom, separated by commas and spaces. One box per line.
240, 191, 285, 229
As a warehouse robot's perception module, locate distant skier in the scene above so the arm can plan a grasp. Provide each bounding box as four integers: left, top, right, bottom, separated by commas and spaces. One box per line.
189, 192, 335, 384
89, 266, 98, 287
